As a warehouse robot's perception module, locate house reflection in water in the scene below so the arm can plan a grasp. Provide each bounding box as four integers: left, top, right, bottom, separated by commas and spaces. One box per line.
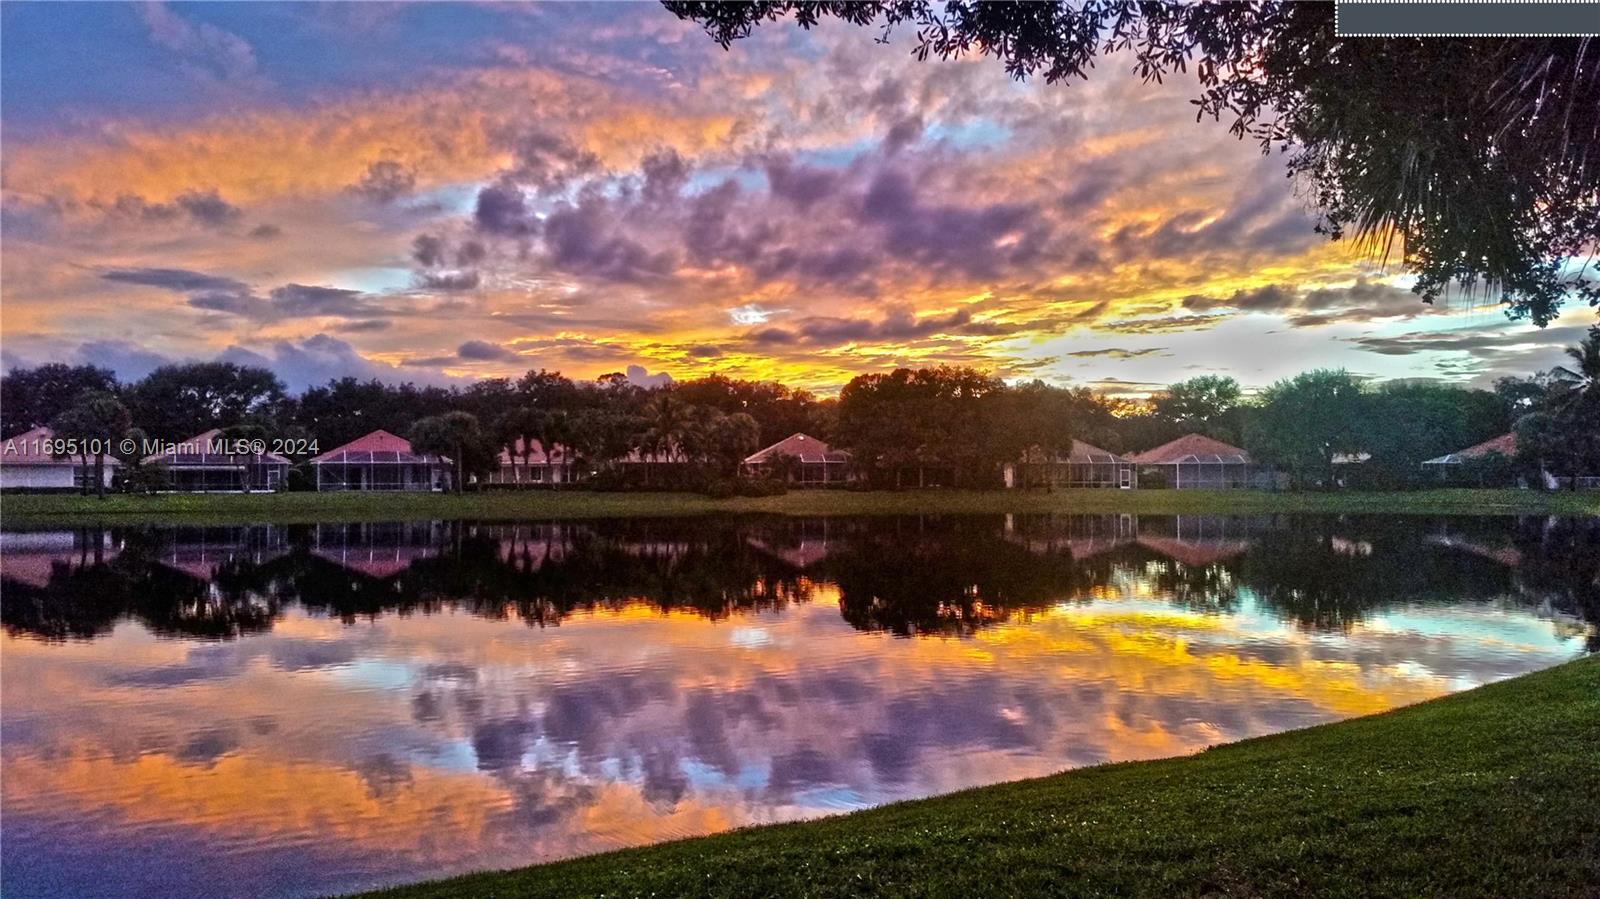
0, 529, 122, 588
152, 525, 291, 581
745, 517, 841, 570
1001, 513, 1264, 566
1133, 516, 1259, 567
1002, 512, 1138, 558
492, 523, 574, 570
310, 521, 446, 580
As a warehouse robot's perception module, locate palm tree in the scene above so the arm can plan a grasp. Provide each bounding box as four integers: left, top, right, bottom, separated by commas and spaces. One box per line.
51, 390, 130, 499
219, 421, 270, 493
1544, 327, 1600, 491
679, 405, 724, 473
496, 407, 547, 487
710, 411, 761, 478
1549, 327, 1600, 412
641, 393, 692, 485
410, 411, 485, 494
565, 408, 628, 477
542, 409, 576, 486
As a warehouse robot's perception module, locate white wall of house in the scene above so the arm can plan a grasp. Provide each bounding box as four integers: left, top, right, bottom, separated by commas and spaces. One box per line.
1, 464, 74, 489
486, 463, 569, 485
312, 462, 446, 491
0, 463, 113, 490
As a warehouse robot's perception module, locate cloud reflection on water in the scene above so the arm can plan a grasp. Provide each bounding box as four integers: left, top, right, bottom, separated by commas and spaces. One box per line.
1, 514, 1594, 898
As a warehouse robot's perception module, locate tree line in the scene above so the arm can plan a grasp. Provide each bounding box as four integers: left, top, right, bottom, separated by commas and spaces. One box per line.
3, 326, 1596, 493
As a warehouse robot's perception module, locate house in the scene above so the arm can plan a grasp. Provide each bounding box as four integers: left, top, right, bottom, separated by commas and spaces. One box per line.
308, 429, 449, 491
1327, 451, 1374, 488
0, 426, 118, 491
1003, 440, 1136, 489
142, 429, 290, 492
485, 438, 575, 486
1421, 433, 1518, 471
614, 443, 692, 482
1128, 433, 1276, 489
1420, 433, 1549, 487
742, 433, 853, 485
486, 439, 692, 487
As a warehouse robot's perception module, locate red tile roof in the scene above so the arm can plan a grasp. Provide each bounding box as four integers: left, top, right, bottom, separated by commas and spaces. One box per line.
743, 433, 850, 466
309, 429, 444, 465
1, 426, 121, 466
142, 429, 290, 466
1128, 433, 1252, 465
1022, 439, 1130, 465
4, 427, 63, 465
1422, 433, 1517, 465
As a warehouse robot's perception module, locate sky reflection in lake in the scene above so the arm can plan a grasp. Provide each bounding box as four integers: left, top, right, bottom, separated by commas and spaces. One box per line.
2, 514, 1595, 898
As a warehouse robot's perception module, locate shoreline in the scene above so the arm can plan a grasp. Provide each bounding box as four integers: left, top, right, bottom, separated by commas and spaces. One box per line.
2, 487, 1596, 528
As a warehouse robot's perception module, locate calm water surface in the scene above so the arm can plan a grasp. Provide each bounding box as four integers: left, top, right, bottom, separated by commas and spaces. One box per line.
2, 513, 1595, 898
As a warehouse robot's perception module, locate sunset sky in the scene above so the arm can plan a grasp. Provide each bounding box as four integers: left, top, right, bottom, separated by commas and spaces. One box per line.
2, 2, 1590, 396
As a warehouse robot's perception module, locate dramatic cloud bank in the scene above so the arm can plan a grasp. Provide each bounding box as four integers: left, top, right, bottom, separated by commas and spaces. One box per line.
1, 3, 1585, 392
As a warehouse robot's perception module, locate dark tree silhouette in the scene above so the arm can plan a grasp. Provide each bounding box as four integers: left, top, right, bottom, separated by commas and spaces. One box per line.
837, 366, 1012, 487
124, 362, 287, 441
1245, 369, 1367, 489
50, 390, 131, 498
410, 411, 496, 492
0, 363, 117, 436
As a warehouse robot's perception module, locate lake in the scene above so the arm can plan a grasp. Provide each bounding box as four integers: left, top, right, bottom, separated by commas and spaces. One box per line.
2, 513, 1595, 898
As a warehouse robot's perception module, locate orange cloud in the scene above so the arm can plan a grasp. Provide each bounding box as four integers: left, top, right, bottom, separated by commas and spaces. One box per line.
2, 67, 740, 209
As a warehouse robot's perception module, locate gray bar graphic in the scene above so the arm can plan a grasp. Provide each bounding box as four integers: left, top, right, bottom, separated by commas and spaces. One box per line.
1338, 2, 1600, 35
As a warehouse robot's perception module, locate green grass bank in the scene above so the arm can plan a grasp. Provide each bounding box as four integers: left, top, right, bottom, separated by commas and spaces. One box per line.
3, 487, 1596, 527
356, 656, 1600, 898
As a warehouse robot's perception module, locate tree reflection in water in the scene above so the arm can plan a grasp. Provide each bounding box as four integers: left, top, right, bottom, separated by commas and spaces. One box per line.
3, 514, 1596, 644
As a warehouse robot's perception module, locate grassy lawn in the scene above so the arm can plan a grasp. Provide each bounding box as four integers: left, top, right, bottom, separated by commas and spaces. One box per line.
3, 487, 1596, 526
356, 656, 1600, 899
